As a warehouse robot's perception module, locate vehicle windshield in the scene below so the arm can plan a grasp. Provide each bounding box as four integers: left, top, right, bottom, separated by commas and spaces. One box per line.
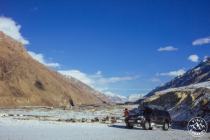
129, 108, 144, 116
144, 105, 165, 111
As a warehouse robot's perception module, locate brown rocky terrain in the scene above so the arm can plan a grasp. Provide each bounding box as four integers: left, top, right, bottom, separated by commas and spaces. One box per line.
0, 31, 109, 107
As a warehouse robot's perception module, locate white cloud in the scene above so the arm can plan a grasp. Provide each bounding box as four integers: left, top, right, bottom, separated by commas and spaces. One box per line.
158, 69, 186, 77
59, 70, 137, 88
192, 36, 210, 46
58, 70, 94, 85
188, 54, 199, 63
157, 46, 178, 52
0, 16, 29, 45
94, 75, 137, 85
28, 51, 60, 68
151, 78, 161, 83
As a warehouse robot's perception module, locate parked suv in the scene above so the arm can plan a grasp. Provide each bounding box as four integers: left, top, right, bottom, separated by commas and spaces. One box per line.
125, 105, 171, 130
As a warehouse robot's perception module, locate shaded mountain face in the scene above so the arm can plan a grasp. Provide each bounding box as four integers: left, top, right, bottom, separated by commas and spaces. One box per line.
139, 58, 210, 122
0, 32, 109, 107
143, 83, 210, 122
146, 58, 210, 97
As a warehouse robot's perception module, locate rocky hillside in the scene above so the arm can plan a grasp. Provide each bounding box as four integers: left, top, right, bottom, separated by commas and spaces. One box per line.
143, 82, 210, 122
146, 58, 210, 97
140, 58, 210, 122
0, 32, 109, 107
137, 58, 210, 123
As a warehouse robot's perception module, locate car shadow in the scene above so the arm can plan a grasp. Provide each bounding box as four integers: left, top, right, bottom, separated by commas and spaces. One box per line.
170, 124, 187, 131
108, 124, 144, 130
109, 123, 210, 133
109, 124, 189, 131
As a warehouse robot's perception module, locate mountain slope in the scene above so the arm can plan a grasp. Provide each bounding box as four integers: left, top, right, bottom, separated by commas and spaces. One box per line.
146, 58, 210, 97
0, 32, 109, 107
142, 81, 210, 122
140, 59, 210, 122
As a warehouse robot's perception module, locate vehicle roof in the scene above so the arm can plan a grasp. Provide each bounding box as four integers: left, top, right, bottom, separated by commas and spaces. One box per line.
144, 105, 165, 111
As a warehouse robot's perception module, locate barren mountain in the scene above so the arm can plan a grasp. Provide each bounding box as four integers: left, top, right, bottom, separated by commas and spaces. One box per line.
0, 31, 109, 107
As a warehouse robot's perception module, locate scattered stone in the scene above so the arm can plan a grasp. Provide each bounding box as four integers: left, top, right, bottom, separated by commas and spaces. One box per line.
66, 118, 76, 123
110, 116, 117, 124
81, 118, 87, 122
57, 119, 62, 122
8, 114, 14, 117
0, 113, 8, 117
93, 117, 99, 122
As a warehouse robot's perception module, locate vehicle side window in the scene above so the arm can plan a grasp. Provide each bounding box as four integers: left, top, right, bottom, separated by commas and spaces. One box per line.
152, 109, 157, 116
143, 108, 152, 116
151, 110, 155, 116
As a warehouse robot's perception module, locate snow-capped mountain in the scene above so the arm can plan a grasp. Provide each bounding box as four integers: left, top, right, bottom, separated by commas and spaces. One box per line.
127, 94, 144, 102
102, 92, 127, 103
146, 57, 210, 97
140, 58, 210, 122
143, 81, 210, 122
102, 92, 143, 103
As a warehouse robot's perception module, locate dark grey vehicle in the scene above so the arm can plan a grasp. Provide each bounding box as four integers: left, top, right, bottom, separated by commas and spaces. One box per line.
125, 105, 171, 130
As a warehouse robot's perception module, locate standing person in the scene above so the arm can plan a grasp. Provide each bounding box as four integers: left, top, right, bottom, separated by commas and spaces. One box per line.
124, 108, 129, 124
124, 108, 129, 117
124, 108, 132, 128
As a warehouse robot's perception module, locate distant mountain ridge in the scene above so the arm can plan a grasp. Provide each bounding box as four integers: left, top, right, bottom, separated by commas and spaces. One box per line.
146, 58, 210, 97
102, 92, 143, 103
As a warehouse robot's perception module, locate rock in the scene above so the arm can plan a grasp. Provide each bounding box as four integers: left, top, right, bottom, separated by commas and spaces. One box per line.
0, 113, 8, 117
110, 116, 117, 124
81, 118, 87, 122
93, 117, 99, 122
66, 118, 76, 123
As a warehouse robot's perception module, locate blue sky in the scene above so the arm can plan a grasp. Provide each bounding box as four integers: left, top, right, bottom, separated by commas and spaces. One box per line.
0, 0, 210, 97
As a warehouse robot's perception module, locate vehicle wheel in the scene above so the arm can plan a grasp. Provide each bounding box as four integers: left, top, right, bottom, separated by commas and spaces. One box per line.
149, 126, 153, 130
162, 121, 169, 131
126, 123, 133, 129
143, 121, 150, 130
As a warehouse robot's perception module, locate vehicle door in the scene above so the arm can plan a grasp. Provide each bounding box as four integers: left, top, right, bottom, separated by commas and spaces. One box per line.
155, 110, 165, 124
151, 109, 159, 123
154, 109, 164, 124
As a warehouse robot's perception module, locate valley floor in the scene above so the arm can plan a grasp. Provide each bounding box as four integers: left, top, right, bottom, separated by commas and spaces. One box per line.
0, 117, 210, 140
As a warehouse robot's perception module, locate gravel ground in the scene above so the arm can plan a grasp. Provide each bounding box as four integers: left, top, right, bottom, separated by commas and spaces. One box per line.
0, 118, 210, 140
0, 106, 131, 120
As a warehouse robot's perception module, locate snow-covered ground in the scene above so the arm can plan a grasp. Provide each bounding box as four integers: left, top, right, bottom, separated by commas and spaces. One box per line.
0, 106, 210, 140
0, 117, 209, 140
